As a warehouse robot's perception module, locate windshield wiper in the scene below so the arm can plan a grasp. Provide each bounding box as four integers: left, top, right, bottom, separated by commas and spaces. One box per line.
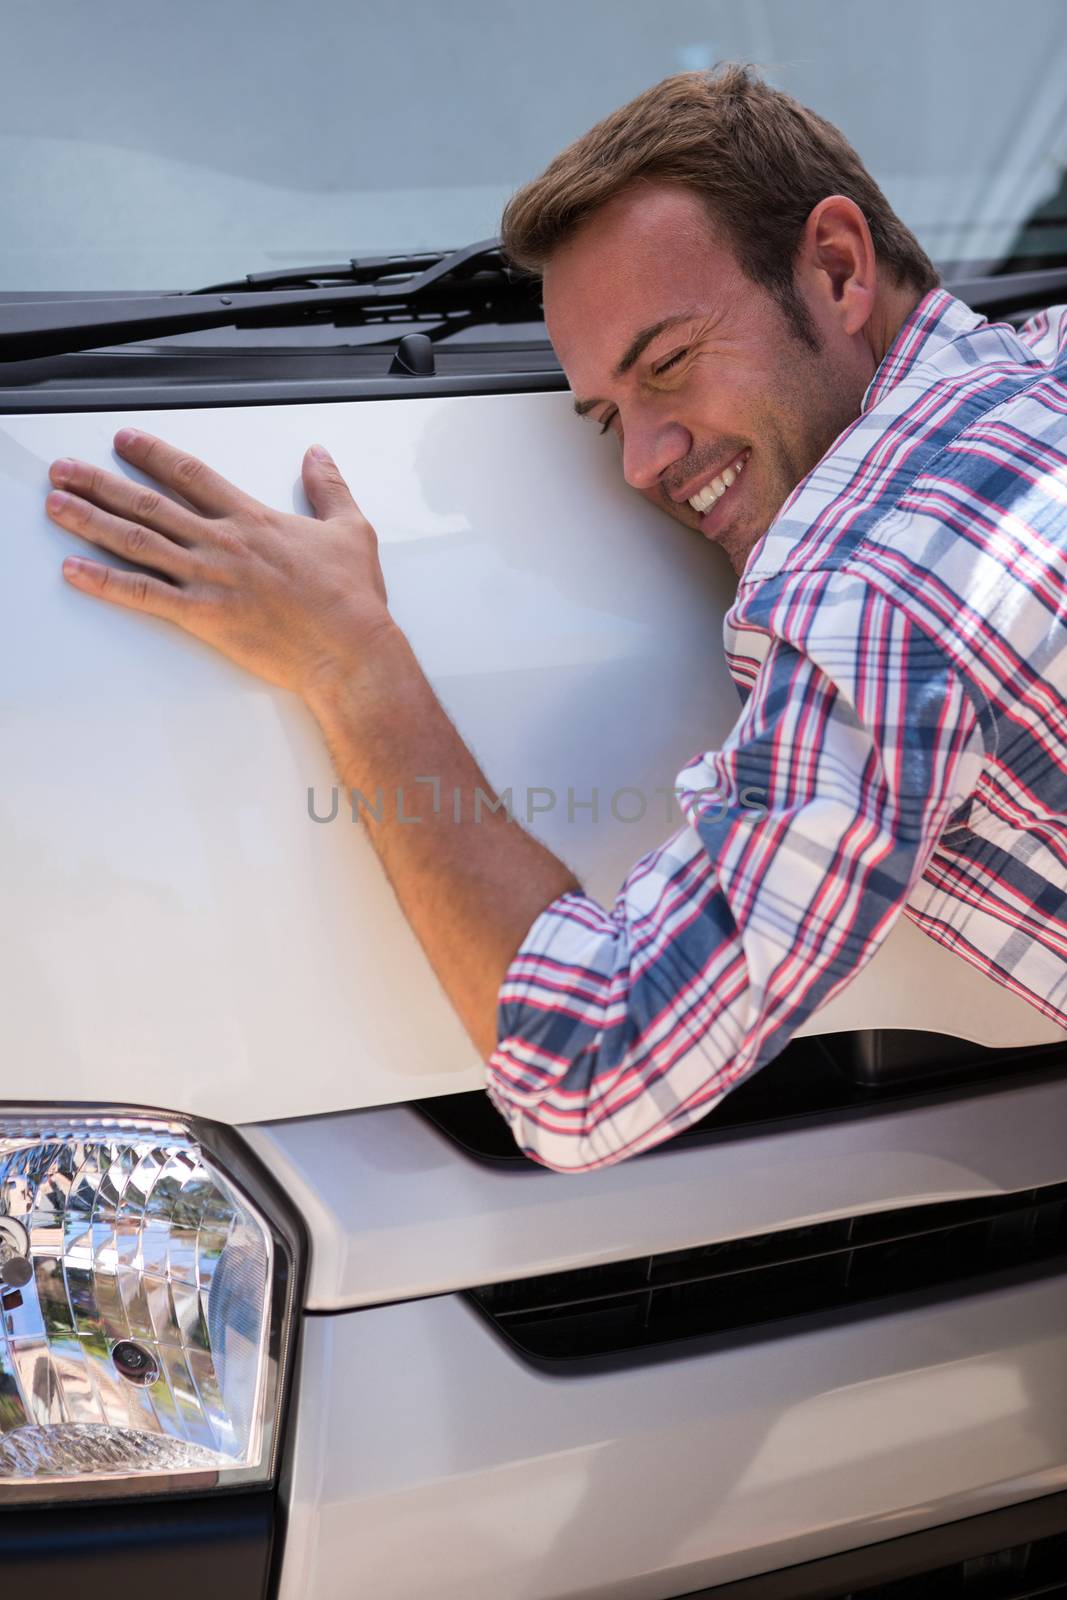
189, 250, 457, 294
5, 255, 1066, 368
0, 239, 543, 364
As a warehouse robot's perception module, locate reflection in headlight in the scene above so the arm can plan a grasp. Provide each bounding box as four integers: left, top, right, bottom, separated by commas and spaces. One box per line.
0, 1117, 273, 1485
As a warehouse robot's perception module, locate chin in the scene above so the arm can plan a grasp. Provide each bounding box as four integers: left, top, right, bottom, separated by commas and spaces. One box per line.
718, 517, 767, 575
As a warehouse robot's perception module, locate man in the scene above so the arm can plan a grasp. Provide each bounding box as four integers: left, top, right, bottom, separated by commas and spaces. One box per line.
43, 66, 1067, 1171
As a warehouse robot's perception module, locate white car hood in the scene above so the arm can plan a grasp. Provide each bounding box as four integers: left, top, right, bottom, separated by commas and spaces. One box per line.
2, 394, 1061, 1124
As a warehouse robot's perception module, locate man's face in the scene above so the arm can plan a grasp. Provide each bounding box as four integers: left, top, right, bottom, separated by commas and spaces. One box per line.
543, 184, 869, 576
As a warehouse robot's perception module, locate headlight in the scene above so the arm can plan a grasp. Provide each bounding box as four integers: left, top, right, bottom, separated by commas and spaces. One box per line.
0, 1109, 300, 1504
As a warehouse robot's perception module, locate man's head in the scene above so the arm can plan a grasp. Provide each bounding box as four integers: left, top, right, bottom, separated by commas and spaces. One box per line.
501, 66, 938, 575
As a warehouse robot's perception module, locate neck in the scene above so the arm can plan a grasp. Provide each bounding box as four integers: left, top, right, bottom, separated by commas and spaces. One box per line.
866, 280, 925, 368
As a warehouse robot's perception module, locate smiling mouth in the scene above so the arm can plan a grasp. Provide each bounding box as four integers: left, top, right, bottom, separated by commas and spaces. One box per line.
683, 448, 751, 517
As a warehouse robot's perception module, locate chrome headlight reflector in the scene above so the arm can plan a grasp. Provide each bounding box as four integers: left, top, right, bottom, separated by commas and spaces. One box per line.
0, 1111, 298, 1502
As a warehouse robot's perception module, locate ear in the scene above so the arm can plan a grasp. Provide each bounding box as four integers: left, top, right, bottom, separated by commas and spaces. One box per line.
796, 195, 877, 338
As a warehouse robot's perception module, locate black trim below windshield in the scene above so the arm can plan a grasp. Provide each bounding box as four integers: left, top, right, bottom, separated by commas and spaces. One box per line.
0, 366, 569, 414
0, 239, 538, 364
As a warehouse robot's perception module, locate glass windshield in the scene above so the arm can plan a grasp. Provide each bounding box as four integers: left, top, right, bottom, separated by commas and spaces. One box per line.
5, 0, 1066, 292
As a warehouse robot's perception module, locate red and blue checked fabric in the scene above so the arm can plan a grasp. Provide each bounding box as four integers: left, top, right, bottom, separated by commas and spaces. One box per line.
486, 289, 1067, 1172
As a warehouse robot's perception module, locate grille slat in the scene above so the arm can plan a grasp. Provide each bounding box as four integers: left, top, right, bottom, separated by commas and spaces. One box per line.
469, 1182, 1067, 1364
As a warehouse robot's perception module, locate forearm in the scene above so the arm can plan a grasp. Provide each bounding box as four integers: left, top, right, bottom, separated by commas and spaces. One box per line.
305, 624, 581, 1059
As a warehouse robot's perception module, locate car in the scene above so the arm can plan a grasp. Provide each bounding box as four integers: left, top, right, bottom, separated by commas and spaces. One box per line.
2, 5, 1067, 1596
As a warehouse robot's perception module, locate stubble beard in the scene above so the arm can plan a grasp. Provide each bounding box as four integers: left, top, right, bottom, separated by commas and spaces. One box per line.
727, 335, 868, 575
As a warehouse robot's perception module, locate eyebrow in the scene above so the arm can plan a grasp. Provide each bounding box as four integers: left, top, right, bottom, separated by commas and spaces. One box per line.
571, 312, 700, 418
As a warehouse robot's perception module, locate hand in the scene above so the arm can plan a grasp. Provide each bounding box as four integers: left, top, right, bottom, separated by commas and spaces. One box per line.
45, 428, 397, 696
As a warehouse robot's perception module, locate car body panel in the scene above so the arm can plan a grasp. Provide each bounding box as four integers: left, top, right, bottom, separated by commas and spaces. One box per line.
2, 396, 1061, 1125
277, 1282, 1067, 1599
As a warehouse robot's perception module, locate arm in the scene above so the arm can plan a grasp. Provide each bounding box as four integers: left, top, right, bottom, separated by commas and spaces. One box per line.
304, 629, 579, 1058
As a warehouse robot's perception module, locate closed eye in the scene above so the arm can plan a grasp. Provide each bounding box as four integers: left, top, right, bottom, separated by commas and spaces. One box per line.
654, 347, 688, 375
597, 348, 690, 434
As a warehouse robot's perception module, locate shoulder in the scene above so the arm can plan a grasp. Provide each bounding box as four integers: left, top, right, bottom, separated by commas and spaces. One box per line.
740, 301, 1067, 589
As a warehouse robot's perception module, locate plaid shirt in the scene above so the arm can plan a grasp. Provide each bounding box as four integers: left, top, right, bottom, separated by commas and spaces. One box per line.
486, 288, 1067, 1172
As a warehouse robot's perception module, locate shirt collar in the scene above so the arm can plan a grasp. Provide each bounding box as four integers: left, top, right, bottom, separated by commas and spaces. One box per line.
861, 286, 987, 413
735, 287, 987, 590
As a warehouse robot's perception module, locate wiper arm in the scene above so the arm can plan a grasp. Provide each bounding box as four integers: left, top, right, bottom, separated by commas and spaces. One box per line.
0, 239, 541, 363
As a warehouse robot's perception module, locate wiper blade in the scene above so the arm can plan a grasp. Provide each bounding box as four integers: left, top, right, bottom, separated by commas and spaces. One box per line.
191, 250, 453, 294
0, 239, 541, 363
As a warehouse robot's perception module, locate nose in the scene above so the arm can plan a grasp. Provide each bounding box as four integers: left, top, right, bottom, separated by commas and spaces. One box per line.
620, 416, 692, 494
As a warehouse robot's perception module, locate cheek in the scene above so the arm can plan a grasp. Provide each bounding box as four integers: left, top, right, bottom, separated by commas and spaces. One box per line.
682, 367, 756, 433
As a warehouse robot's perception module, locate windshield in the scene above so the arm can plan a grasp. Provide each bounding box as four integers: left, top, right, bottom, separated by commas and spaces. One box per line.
5, 0, 1067, 292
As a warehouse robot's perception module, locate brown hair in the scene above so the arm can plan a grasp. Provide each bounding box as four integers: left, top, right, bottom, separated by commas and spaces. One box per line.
501, 64, 938, 347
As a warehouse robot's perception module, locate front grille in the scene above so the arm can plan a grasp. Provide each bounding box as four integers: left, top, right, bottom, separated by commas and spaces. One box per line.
417, 1034, 1067, 1168
838, 1527, 1067, 1597
468, 1181, 1067, 1365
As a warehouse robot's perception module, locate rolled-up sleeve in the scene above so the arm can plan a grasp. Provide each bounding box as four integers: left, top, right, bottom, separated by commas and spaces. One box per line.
485, 571, 987, 1172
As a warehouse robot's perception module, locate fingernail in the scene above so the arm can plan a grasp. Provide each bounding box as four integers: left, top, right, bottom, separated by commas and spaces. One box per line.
47, 490, 70, 511
51, 458, 75, 483
114, 428, 139, 449
309, 443, 331, 461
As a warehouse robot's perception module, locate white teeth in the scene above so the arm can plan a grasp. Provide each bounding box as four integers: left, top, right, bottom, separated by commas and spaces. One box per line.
687, 452, 747, 514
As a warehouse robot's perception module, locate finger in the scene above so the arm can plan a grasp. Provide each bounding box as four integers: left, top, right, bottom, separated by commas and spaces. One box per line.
302, 443, 365, 521
113, 427, 255, 518
49, 456, 201, 546
46, 489, 194, 580
62, 554, 184, 621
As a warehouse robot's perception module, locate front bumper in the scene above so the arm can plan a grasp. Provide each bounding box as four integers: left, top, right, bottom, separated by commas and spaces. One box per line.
276, 1275, 1067, 1598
